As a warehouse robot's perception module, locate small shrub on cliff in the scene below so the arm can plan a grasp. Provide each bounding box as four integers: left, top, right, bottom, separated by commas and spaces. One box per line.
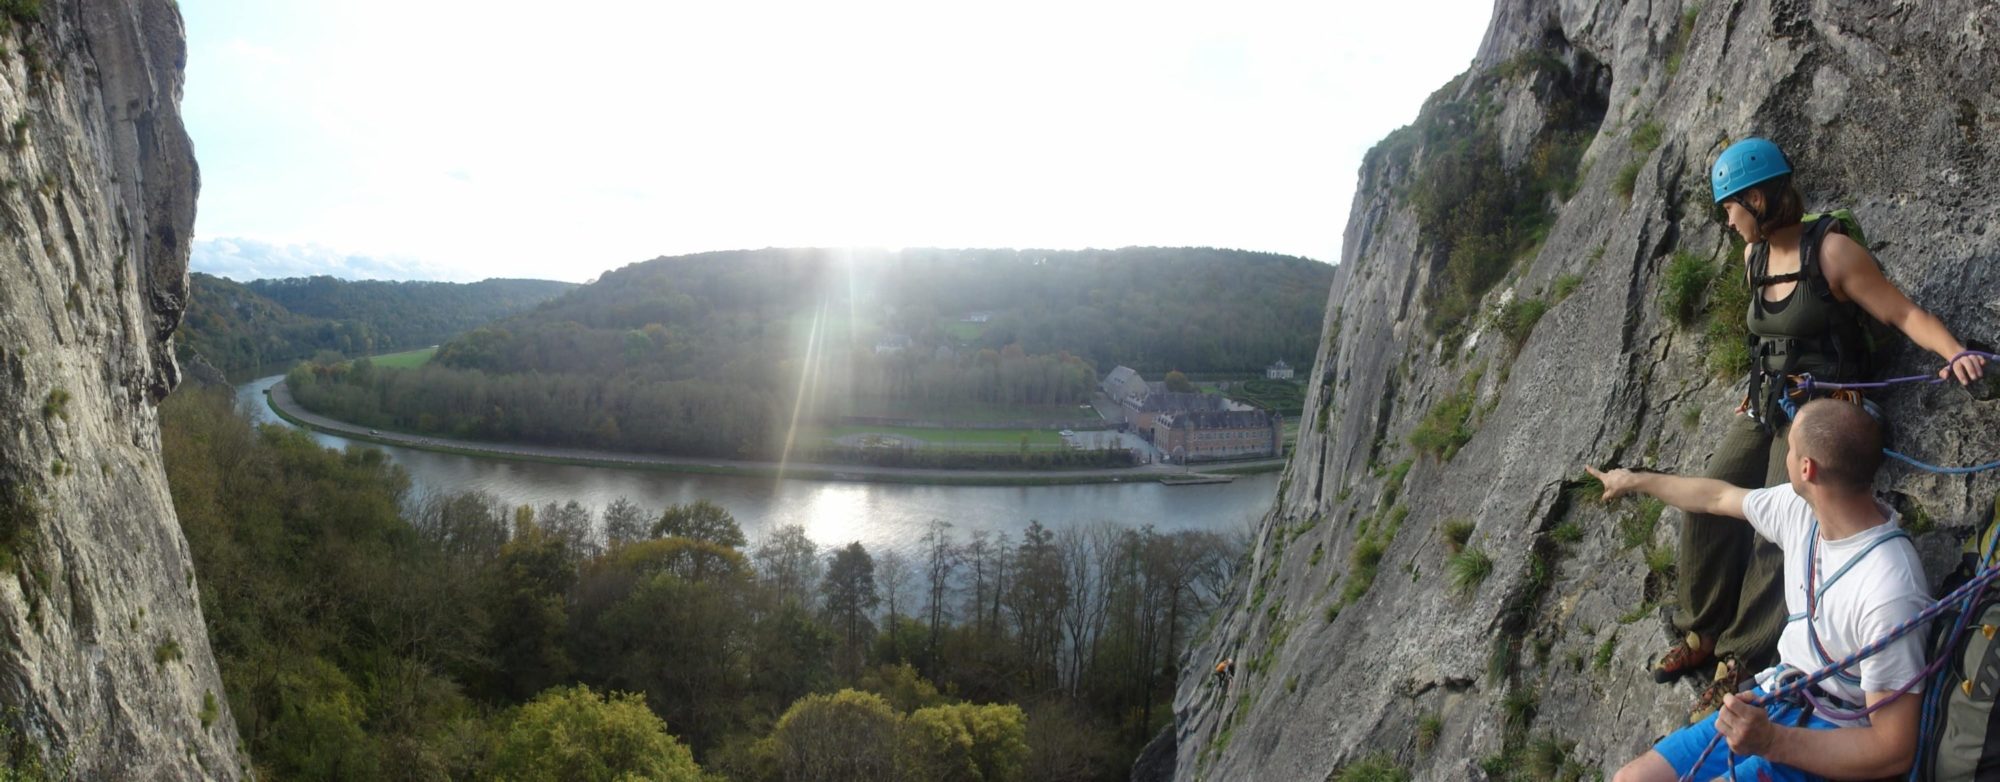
1492, 296, 1549, 350
1593, 632, 1618, 672
1441, 519, 1475, 554
1704, 249, 1753, 376
1503, 689, 1538, 733
1550, 273, 1582, 303
1416, 713, 1443, 753
1660, 251, 1715, 325
1567, 471, 1608, 508
1615, 159, 1643, 201
1524, 734, 1587, 781
40, 388, 68, 421
1646, 544, 1676, 575
1410, 390, 1477, 460
1448, 546, 1493, 594
153, 638, 183, 667
0, 0, 40, 24
1620, 497, 1666, 549
1631, 121, 1664, 155
1333, 754, 1409, 782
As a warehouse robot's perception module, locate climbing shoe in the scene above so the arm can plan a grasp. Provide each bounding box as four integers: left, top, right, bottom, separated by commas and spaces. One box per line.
1651, 631, 1714, 683
1688, 656, 1751, 724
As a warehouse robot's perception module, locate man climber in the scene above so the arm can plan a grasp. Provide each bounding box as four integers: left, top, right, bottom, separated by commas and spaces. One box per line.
1213, 657, 1235, 686
1596, 399, 1928, 782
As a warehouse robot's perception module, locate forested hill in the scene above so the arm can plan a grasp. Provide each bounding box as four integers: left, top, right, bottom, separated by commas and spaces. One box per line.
281, 247, 1331, 459
178, 273, 575, 378
442, 247, 1333, 379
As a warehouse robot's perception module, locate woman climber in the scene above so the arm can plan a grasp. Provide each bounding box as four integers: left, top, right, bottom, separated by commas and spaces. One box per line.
1651, 137, 1986, 722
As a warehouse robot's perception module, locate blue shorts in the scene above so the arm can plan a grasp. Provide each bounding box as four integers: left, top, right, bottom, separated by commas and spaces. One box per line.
1652, 688, 1837, 782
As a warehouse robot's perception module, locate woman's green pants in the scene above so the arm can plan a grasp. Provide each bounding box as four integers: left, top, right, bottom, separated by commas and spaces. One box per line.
1674, 413, 1789, 666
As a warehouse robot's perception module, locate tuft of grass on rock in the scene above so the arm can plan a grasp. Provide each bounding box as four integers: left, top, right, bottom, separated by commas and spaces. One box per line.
1631, 121, 1664, 155
1619, 498, 1666, 550
1568, 471, 1609, 508
1448, 546, 1493, 595
1417, 713, 1443, 753
1660, 251, 1715, 326
1332, 755, 1410, 782
1550, 273, 1582, 303
1441, 519, 1476, 554
154, 638, 183, 667
1615, 160, 1642, 201
1593, 631, 1618, 672
1646, 545, 1676, 575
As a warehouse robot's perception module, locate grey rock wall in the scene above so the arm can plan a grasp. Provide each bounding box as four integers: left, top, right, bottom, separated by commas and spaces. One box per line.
0, 0, 241, 778
1171, 1, 2000, 779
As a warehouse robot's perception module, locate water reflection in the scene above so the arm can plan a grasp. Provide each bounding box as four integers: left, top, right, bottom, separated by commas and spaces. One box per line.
235, 376, 1277, 558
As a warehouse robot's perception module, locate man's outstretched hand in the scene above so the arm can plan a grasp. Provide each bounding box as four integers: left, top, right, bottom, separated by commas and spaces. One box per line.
1585, 465, 1638, 502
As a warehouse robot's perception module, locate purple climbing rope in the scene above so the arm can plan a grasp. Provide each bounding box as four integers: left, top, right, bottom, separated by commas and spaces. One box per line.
1676, 563, 2000, 782
1795, 350, 1998, 393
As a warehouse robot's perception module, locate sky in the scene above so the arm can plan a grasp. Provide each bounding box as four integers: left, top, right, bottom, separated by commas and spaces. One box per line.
182, 1, 1494, 283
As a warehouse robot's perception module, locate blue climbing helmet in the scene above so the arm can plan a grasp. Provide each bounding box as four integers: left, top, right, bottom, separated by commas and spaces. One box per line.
1711, 137, 1792, 202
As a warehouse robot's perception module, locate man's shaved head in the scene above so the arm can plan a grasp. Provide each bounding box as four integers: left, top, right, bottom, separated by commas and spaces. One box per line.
1792, 399, 1885, 491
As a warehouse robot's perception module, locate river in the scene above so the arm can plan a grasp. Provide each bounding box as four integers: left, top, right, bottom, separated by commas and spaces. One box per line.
234, 375, 1279, 557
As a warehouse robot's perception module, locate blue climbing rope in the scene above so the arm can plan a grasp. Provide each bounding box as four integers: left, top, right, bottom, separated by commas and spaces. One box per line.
1883, 448, 2000, 476
1788, 351, 2000, 474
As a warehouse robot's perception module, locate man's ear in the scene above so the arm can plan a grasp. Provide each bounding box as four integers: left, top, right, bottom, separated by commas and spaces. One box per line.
1797, 455, 1818, 483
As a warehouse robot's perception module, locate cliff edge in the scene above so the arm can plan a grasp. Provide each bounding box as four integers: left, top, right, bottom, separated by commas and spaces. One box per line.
0, 0, 240, 777
1172, 1, 2000, 779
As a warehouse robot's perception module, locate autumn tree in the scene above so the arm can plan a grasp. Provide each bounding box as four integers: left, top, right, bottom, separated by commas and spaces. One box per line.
490, 685, 702, 781
821, 543, 879, 675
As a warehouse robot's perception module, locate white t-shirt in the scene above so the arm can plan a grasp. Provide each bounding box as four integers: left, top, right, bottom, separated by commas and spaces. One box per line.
1744, 485, 1931, 727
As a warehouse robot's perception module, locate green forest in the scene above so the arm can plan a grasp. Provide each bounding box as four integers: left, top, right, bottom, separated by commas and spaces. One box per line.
283, 247, 1330, 459
163, 386, 1238, 780
176, 274, 574, 379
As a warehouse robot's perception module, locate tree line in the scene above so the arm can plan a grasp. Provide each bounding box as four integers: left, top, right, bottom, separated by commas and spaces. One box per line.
176, 273, 573, 379
161, 385, 1240, 780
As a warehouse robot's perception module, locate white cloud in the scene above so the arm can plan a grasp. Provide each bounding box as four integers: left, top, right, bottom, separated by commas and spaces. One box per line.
191, 238, 476, 282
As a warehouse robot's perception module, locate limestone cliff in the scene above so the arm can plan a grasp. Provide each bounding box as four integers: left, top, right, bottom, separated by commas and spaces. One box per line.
0, 0, 240, 777
1171, 1, 2000, 779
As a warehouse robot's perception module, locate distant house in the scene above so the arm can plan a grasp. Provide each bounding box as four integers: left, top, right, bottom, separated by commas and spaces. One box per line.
962, 311, 992, 323
1265, 359, 1294, 380
1124, 391, 1230, 441
874, 334, 914, 355
1101, 366, 1148, 405
1153, 409, 1283, 462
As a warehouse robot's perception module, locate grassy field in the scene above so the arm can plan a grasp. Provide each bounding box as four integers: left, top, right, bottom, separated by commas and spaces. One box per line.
370, 346, 437, 368
939, 319, 986, 342
811, 424, 1069, 451
838, 397, 1099, 423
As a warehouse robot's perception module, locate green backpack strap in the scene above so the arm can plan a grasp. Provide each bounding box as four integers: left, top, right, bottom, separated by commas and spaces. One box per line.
1805, 209, 1869, 249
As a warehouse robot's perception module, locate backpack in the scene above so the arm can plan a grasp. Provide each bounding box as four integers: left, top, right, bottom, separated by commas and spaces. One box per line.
1793, 210, 1899, 381
1743, 209, 1903, 426
1913, 496, 2000, 780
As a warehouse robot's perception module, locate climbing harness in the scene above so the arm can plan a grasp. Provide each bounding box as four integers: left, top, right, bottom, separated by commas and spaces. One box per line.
1675, 508, 2000, 781
1678, 563, 1998, 781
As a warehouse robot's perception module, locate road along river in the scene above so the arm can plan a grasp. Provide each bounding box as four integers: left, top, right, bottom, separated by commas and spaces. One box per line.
235, 375, 1281, 558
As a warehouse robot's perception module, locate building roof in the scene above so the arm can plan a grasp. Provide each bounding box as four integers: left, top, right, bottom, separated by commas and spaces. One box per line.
1160, 410, 1278, 430
1131, 392, 1228, 414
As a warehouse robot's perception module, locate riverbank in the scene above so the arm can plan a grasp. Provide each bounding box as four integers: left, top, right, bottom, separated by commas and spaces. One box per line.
263, 381, 1286, 487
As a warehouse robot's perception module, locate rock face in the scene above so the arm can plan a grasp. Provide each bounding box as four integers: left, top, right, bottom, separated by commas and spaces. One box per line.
0, 0, 240, 778
1171, 1, 2000, 779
